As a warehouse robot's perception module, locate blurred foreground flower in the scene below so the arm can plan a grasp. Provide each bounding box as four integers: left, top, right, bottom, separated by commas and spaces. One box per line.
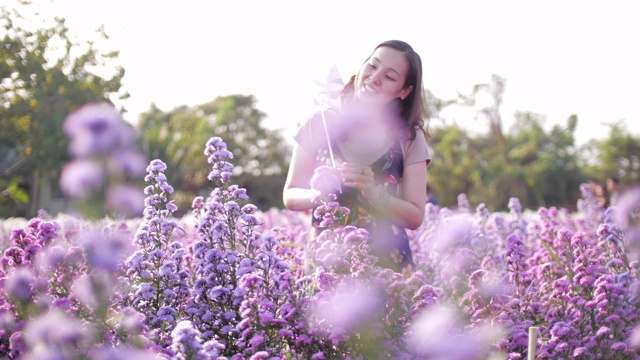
310, 165, 343, 204
59, 102, 147, 218
308, 277, 382, 333
59, 159, 105, 199
407, 304, 502, 359
63, 102, 135, 157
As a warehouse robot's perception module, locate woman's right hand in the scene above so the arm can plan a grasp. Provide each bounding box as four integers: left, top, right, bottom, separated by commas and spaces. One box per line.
340, 162, 378, 201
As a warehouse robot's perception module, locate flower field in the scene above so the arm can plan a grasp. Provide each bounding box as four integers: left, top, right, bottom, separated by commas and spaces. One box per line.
1, 136, 640, 359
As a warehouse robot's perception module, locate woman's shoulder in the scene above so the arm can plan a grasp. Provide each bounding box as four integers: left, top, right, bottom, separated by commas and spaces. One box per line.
399, 126, 430, 165
396, 124, 426, 143
302, 108, 341, 125
294, 108, 343, 152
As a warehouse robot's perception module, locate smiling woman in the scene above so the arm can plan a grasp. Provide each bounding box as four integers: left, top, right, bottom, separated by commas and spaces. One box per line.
283, 40, 431, 272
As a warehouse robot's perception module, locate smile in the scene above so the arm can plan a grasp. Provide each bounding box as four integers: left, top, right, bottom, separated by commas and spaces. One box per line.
363, 84, 378, 94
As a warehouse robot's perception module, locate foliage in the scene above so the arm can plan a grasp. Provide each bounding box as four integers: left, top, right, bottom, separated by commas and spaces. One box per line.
427, 123, 479, 207
426, 74, 640, 212
0, 5, 127, 218
429, 113, 586, 212
137, 95, 290, 213
583, 120, 640, 187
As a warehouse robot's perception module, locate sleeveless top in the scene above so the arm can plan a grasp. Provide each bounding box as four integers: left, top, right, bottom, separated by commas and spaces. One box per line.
294, 110, 431, 272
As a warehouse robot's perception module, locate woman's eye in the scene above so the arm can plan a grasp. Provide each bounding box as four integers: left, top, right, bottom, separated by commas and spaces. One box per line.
368, 63, 377, 69
385, 75, 396, 81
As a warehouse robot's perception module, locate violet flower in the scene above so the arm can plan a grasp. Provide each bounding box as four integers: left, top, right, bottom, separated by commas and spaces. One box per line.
59, 159, 105, 199
63, 102, 134, 157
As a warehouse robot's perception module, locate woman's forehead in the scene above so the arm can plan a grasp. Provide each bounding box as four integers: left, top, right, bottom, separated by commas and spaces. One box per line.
368, 47, 410, 75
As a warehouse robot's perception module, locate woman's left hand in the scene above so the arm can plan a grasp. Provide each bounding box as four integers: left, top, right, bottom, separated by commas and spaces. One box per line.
341, 162, 378, 200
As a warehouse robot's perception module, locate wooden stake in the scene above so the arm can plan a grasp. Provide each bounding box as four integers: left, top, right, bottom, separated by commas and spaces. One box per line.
528, 326, 539, 360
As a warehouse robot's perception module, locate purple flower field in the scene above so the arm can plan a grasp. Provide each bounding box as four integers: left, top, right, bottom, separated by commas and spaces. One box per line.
2, 130, 640, 358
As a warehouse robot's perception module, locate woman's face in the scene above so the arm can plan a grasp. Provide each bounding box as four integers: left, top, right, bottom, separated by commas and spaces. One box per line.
354, 46, 414, 106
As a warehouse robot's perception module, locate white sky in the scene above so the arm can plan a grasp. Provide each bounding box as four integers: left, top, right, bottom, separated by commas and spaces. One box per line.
10, 0, 640, 144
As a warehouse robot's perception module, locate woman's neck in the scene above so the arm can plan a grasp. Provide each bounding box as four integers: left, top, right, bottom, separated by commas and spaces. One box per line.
343, 100, 396, 127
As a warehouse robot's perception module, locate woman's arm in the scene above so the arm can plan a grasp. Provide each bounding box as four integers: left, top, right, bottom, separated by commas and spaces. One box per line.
342, 161, 427, 230
282, 143, 319, 211
393, 161, 427, 229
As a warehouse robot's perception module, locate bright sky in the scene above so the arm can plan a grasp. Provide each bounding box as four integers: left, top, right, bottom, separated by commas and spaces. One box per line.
11, 0, 640, 144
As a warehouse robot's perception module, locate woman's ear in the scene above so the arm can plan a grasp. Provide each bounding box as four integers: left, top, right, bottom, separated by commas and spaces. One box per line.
400, 85, 414, 100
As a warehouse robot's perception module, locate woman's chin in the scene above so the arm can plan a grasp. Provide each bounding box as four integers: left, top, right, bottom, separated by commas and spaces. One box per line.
354, 94, 386, 107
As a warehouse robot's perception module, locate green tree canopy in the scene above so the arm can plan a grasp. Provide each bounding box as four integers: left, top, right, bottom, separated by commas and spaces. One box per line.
427, 78, 587, 211
584, 120, 640, 187
0, 5, 127, 217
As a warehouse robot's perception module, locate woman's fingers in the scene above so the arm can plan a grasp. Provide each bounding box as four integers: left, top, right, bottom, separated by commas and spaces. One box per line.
341, 163, 376, 198
341, 163, 367, 182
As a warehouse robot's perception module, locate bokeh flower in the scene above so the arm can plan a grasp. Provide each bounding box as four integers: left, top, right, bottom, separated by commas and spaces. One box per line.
63, 102, 135, 157
59, 159, 105, 199
106, 184, 145, 217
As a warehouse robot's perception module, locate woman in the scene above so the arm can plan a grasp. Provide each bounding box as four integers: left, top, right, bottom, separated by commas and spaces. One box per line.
283, 40, 431, 272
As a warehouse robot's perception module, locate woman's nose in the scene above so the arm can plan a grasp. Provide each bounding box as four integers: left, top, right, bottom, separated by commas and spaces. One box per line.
370, 71, 381, 84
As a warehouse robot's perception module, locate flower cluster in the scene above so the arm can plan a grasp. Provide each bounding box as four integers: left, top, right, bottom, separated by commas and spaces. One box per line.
60, 102, 147, 217
0, 213, 159, 358
183, 137, 313, 358
410, 184, 640, 358
120, 159, 191, 354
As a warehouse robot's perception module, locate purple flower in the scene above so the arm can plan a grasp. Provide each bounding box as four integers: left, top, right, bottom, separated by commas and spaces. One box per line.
310, 279, 382, 332
171, 320, 204, 356
38, 221, 60, 241
24, 309, 92, 351
146, 159, 167, 173
125, 250, 145, 268
82, 230, 127, 270
572, 347, 589, 357
106, 184, 145, 217
310, 165, 343, 199
628, 325, 640, 349
248, 334, 264, 347
204, 136, 229, 152
59, 159, 105, 198
135, 282, 156, 300
157, 306, 177, 323
611, 342, 627, 351
53, 297, 72, 310
4, 267, 35, 301
238, 273, 263, 289
249, 351, 269, 360
9, 332, 25, 358
508, 197, 522, 213
90, 347, 164, 360
63, 102, 134, 157
614, 186, 640, 227
550, 322, 572, 338
207, 286, 230, 299
107, 148, 148, 178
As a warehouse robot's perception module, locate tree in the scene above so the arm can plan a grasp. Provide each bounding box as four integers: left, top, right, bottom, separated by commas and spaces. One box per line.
427, 77, 587, 211
0, 5, 126, 217
584, 120, 640, 187
505, 112, 585, 210
137, 95, 291, 213
428, 124, 480, 208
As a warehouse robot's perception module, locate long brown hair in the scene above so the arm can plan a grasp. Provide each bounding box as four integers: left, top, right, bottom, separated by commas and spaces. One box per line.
340, 40, 429, 140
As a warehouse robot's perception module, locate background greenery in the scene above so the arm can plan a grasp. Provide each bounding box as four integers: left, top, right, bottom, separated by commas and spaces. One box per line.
1, 4, 638, 218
